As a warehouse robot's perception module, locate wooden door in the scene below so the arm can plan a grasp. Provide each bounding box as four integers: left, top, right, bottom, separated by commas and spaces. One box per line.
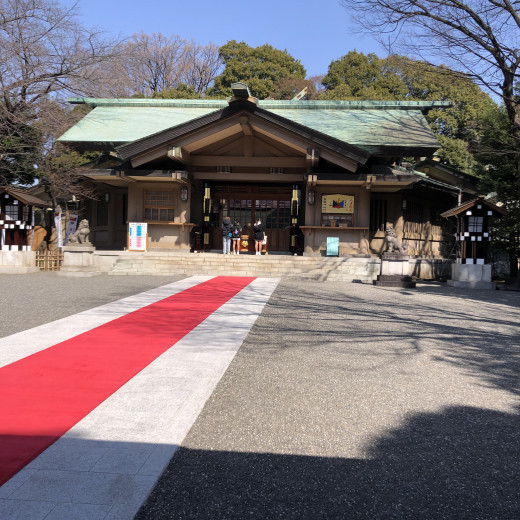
207, 184, 293, 251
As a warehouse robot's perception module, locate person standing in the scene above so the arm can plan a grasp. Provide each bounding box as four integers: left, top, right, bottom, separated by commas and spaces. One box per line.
253, 218, 264, 256
221, 216, 233, 254
231, 219, 242, 255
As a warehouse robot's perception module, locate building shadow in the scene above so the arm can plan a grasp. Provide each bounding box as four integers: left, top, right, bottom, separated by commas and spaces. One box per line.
136, 405, 520, 519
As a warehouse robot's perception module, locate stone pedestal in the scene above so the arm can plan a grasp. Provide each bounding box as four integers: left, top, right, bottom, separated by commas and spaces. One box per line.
373, 253, 416, 288
0, 251, 40, 273
447, 263, 495, 290
57, 246, 101, 277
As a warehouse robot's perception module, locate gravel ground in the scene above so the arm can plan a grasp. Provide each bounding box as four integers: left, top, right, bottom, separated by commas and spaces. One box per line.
0, 273, 184, 338
135, 279, 520, 520
2, 274, 520, 519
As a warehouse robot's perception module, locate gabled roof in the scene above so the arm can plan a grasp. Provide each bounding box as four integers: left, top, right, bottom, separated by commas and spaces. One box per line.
440, 197, 507, 218
58, 98, 447, 157
415, 159, 479, 194
116, 99, 370, 167
0, 187, 47, 207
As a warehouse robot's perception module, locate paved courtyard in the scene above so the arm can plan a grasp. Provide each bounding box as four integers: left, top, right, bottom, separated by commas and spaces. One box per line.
1, 273, 519, 519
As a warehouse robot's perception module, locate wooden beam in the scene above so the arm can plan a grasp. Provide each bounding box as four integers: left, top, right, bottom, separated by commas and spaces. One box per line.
180, 124, 242, 152
115, 171, 136, 182
243, 135, 254, 157
253, 134, 295, 156
192, 172, 304, 182
252, 124, 308, 154
239, 115, 253, 136
253, 121, 359, 172
198, 134, 243, 155
130, 123, 242, 166
306, 148, 320, 170
318, 149, 358, 172
83, 173, 135, 185
190, 156, 306, 168
131, 146, 168, 168
167, 146, 190, 163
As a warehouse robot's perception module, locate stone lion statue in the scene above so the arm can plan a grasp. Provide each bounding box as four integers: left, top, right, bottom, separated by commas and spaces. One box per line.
384, 225, 407, 254
68, 219, 91, 245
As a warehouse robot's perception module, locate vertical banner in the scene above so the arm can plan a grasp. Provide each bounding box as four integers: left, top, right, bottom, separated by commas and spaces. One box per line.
128, 222, 148, 252
54, 208, 63, 248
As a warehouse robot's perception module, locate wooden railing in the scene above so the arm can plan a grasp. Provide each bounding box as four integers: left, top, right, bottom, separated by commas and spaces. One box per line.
36, 250, 63, 271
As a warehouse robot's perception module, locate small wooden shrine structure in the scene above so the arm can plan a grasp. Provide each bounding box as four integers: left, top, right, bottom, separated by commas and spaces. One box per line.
441, 197, 507, 265
0, 187, 47, 251
441, 197, 507, 289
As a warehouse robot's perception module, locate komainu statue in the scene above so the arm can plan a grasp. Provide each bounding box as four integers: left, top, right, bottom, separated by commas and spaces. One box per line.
68, 219, 91, 245
384, 225, 407, 254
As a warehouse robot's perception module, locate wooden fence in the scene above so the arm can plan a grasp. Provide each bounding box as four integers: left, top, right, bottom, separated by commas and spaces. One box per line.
35, 250, 63, 271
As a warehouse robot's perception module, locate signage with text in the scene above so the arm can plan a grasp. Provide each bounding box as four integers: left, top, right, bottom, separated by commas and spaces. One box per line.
321, 194, 354, 214
128, 222, 148, 252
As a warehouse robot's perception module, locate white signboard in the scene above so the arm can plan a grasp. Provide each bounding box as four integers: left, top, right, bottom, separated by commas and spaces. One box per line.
128, 222, 148, 252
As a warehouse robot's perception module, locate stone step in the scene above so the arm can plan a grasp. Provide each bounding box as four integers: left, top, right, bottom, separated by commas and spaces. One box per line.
108, 253, 380, 281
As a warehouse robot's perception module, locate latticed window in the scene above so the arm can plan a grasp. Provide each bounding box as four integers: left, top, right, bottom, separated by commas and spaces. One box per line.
144, 190, 174, 222
4, 205, 18, 220
468, 216, 484, 233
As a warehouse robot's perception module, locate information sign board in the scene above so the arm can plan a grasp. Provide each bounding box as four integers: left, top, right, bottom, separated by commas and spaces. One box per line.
128, 222, 148, 252
321, 194, 354, 214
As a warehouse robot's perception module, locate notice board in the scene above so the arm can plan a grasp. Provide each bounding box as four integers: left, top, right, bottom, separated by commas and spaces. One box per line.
128, 222, 148, 252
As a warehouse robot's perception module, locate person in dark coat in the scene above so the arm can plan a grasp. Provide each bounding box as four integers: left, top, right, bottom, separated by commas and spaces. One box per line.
231, 219, 242, 255
221, 216, 233, 254
253, 218, 264, 256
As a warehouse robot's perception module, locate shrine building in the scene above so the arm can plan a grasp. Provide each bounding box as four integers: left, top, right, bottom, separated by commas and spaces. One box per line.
58, 83, 479, 258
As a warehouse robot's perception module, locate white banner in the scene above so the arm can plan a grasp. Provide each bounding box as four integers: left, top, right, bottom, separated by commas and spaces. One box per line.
54, 209, 63, 248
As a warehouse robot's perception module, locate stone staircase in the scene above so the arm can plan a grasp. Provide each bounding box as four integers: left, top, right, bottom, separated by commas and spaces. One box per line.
109, 252, 381, 282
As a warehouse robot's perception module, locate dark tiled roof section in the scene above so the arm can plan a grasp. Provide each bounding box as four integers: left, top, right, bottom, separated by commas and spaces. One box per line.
0, 187, 47, 206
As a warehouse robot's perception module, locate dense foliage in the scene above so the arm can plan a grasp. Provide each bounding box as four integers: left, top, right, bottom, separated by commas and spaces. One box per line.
209, 41, 306, 99
320, 52, 498, 175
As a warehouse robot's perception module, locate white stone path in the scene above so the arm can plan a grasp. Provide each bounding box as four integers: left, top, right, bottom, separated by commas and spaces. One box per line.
0, 276, 279, 520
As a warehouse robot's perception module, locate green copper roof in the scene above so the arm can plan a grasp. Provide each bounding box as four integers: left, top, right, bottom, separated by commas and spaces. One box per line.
59, 106, 221, 144
59, 97, 447, 152
268, 108, 438, 150
67, 97, 450, 111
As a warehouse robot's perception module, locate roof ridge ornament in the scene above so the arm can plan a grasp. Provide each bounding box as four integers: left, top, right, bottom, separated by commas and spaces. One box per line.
228, 83, 258, 106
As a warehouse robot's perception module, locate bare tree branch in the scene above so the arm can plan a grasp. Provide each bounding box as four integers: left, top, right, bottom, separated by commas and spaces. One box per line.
0, 0, 122, 184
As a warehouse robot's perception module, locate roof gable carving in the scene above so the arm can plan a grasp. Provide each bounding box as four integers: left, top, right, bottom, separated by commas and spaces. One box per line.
117, 102, 369, 172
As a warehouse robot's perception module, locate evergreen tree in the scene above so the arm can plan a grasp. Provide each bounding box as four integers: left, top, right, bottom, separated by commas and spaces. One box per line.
320, 52, 499, 175
210, 41, 306, 99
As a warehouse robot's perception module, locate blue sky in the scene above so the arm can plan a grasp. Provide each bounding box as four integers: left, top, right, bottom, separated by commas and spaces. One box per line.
68, 0, 383, 77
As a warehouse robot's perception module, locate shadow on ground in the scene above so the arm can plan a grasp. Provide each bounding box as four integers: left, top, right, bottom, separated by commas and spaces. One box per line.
136, 405, 520, 519
135, 281, 520, 519
243, 281, 520, 397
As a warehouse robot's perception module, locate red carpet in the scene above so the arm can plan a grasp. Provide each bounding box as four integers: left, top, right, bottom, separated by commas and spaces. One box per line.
0, 276, 255, 486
